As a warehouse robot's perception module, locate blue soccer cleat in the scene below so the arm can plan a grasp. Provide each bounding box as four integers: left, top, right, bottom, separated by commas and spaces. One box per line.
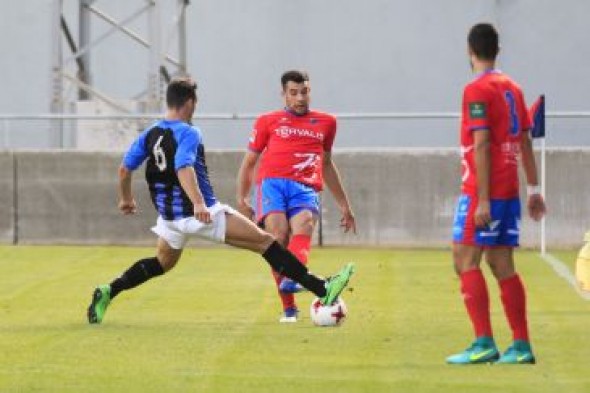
279, 278, 306, 294
446, 337, 500, 364
496, 340, 536, 364
279, 307, 298, 323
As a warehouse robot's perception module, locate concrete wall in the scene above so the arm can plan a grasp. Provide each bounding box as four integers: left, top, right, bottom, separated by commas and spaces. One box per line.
542, 149, 590, 247
15, 152, 151, 245
0, 153, 14, 243
1, 150, 588, 248
321, 150, 459, 247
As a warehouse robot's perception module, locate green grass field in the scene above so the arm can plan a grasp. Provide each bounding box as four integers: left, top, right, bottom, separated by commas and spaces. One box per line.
0, 245, 589, 393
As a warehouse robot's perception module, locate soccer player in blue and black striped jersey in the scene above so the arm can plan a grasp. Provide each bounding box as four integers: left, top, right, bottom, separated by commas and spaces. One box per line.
87, 77, 355, 324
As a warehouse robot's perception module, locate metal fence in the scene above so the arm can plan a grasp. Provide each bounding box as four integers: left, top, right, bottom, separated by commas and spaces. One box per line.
1, 112, 589, 150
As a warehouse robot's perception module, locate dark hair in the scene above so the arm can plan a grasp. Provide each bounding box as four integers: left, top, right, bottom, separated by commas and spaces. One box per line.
281, 70, 309, 89
166, 76, 197, 109
468, 23, 499, 61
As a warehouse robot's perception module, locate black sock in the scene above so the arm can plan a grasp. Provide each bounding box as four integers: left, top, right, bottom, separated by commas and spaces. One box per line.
109, 257, 164, 299
262, 241, 326, 297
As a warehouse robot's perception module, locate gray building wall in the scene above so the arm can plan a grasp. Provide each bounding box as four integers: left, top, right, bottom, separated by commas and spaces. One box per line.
0, 153, 14, 243
1, 150, 588, 248
0, 1, 589, 148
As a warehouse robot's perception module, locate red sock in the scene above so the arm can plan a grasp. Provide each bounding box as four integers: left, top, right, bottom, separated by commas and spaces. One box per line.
287, 234, 311, 265
460, 269, 493, 338
273, 234, 312, 311
271, 269, 296, 310
499, 274, 529, 342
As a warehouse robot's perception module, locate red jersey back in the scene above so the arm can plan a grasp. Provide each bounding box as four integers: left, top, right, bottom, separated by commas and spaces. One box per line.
460, 70, 532, 198
248, 109, 336, 191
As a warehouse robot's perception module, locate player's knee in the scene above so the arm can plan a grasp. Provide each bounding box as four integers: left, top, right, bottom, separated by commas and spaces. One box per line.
155, 254, 177, 272
488, 262, 515, 280
259, 231, 275, 251
291, 211, 316, 236
160, 257, 178, 272
296, 221, 315, 237
451, 247, 464, 274
270, 228, 289, 246
249, 231, 275, 254
452, 246, 480, 274
156, 242, 182, 272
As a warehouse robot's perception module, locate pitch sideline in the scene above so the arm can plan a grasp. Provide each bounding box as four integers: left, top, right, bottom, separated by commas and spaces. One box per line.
540, 252, 590, 301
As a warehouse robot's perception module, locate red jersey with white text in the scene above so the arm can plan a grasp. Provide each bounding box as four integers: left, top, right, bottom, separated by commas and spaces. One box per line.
460, 70, 532, 198
248, 109, 336, 191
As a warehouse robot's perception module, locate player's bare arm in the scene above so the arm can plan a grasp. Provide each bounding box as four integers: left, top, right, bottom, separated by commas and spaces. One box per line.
322, 152, 356, 234
520, 131, 547, 221
177, 166, 211, 224
473, 129, 491, 228
117, 165, 137, 215
236, 150, 260, 219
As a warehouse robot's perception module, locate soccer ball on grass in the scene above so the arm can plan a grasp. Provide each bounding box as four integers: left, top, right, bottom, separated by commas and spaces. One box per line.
310, 297, 348, 326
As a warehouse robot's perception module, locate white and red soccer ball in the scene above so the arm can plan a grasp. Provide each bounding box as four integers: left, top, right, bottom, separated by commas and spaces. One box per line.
310, 297, 348, 326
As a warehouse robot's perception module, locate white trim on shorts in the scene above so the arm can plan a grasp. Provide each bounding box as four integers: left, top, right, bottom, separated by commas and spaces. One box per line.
151, 202, 237, 249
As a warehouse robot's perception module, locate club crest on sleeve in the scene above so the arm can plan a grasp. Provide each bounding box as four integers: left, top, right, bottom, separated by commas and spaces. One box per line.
469, 102, 487, 119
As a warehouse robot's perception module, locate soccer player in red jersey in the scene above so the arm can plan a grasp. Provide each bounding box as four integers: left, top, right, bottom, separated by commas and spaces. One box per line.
446, 23, 546, 364
236, 70, 356, 323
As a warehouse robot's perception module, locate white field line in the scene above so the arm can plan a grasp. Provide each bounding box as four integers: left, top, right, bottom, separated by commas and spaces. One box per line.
540, 253, 590, 301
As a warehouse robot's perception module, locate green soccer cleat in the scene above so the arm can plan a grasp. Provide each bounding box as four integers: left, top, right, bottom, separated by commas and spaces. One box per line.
321, 262, 355, 306
446, 337, 500, 364
496, 340, 536, 364
87, 284, 111, 324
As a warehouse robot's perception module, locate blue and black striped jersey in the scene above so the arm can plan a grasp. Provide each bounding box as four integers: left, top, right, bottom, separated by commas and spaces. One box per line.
123, 119, 217, 220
